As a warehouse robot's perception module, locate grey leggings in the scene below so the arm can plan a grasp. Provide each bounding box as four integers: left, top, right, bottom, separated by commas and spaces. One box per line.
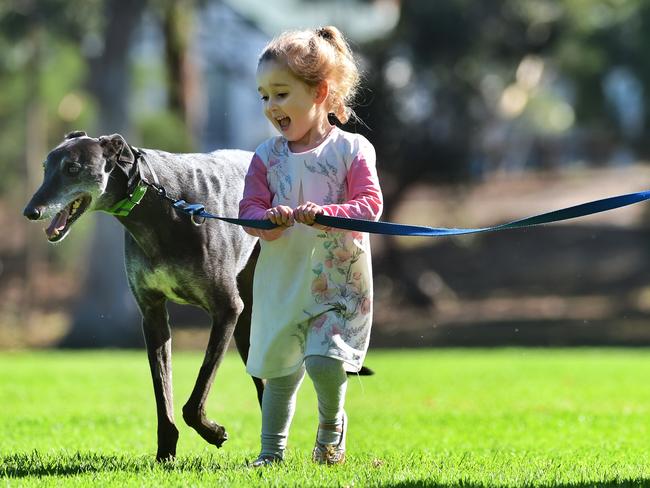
260, 355, 347, 457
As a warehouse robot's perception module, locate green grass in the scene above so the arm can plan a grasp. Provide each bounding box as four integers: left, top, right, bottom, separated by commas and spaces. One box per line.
1, 349, 650, 487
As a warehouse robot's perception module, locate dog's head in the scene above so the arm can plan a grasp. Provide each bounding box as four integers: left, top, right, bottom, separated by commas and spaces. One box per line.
23, 131, 136, 242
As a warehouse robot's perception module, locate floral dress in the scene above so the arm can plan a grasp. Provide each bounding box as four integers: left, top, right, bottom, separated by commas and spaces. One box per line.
239, 127, 383, 378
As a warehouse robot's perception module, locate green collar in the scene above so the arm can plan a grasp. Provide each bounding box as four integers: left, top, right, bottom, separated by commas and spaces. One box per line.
103, 180, 148, 217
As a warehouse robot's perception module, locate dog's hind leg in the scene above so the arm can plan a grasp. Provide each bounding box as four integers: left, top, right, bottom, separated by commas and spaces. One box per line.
139, 295, 179, 461
233, 247, 265, 407
182, 285, 242, 448
232, 305, 265, 407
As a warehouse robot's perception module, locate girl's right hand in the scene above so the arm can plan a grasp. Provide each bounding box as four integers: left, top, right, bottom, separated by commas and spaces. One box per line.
265, 205, 295, 227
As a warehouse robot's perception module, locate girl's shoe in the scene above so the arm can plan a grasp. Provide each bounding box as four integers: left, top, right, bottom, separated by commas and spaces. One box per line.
250, 453, 282, 468
312, 411, 347, 465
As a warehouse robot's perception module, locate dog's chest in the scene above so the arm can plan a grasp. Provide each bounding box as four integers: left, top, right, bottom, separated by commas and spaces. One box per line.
138, 265, 199, 305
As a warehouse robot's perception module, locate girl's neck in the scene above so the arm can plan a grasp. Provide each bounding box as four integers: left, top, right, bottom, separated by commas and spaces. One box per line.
287, 118, 334, 153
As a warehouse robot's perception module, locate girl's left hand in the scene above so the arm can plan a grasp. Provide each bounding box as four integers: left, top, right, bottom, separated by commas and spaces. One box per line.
294, 201, 324, 225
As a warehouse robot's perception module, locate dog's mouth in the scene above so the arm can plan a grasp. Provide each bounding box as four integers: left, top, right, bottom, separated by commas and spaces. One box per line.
45, 194, 92, 242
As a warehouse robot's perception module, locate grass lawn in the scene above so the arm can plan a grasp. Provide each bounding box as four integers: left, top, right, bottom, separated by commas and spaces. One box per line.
1, 348, 650, 487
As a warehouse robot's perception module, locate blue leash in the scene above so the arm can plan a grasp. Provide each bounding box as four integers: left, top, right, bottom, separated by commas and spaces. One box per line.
172, 190, 650, 237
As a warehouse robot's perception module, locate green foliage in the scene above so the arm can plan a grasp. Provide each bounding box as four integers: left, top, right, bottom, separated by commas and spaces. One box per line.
0, 1, 103, 197
135, 110, 195, 153
0, 43, 95, 197
0, 0, 103, 42
358, 0, 650, 194
1, 349, 650, 486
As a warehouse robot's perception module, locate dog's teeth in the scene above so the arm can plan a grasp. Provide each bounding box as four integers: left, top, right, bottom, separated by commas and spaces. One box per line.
70, 199, 82, 216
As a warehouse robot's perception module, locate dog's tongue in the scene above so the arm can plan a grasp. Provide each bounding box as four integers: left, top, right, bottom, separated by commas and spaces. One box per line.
45, 208, 69, 239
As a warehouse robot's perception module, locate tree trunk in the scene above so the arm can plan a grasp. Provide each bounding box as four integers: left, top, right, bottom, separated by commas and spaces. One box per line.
23, 24, 48, 338
162, 0, 202, 141
60, 0, 148, 348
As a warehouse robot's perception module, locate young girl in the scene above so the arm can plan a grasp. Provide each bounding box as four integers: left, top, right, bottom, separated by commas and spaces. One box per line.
239, 25, 383, 466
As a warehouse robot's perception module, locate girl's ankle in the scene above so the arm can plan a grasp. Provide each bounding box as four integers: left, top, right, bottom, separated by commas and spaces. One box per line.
317, 422, 343, 445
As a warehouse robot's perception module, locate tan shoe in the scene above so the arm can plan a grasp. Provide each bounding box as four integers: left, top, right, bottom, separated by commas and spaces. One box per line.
312, 411, 347, 465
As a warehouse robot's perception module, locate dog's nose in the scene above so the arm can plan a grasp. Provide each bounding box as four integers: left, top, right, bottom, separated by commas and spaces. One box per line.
23, 206, 42, 220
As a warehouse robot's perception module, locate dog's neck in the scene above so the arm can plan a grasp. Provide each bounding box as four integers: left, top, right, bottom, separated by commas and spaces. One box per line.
96, 160, 141, 212
99, 152, 176, 257
97, 146, 157, 212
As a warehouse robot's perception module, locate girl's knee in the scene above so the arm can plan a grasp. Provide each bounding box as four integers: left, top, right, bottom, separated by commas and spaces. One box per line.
305, 355, 346, 383
265, 366, 305, 394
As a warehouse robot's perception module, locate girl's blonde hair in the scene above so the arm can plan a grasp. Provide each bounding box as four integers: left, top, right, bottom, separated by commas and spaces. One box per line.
259, 26, 360, 124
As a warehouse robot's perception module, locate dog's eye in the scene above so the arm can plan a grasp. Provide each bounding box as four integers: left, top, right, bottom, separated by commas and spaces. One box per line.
66, 162, 82, 175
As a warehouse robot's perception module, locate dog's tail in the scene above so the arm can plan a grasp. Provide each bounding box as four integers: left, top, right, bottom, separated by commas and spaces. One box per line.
347, 365, 374, 376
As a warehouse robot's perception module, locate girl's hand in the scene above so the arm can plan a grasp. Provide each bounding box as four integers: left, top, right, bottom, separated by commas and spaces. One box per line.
265, 205, 294, 227
294, 201, 324, 226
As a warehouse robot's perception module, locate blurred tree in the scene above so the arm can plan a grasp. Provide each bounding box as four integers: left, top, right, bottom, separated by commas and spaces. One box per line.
133, 0, 199, 152
63, 0, 148, 347
553, 0, 650, 158
20, 14, 48, 329
354, 0, 650, 307
4, 0, 650, 336
66, 0, 220, 346
356, 0, 570, 305
162, 0, 201, 142
0, 0, 101, 195
0, 0, 100, 331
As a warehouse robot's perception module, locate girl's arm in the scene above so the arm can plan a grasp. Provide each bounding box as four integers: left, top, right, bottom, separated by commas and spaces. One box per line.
321, 151, 383, 221
239, 153, 285, 241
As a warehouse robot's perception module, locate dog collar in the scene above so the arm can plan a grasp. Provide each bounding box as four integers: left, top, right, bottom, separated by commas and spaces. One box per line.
103, 180, 148, 217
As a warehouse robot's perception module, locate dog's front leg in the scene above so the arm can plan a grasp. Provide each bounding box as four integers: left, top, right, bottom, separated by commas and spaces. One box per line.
140, 297, 179, 461
182, 289, 243, 448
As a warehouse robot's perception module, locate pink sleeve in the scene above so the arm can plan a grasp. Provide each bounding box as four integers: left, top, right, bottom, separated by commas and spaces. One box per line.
239, 153, 284, 241
321, 148, 383, 221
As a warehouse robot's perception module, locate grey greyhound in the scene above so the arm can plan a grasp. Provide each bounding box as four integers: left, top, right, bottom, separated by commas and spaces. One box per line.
23, 131, 262, 461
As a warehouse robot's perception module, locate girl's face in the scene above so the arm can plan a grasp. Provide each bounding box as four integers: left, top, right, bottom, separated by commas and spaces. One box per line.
256, 60, 330, 151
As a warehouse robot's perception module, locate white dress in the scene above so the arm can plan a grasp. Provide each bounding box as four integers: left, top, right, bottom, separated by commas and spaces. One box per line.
241, 127, 383, 378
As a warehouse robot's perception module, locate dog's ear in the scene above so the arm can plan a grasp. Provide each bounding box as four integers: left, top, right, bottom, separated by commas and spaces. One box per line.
65, 130, 87, 140
99, 134, 135, 173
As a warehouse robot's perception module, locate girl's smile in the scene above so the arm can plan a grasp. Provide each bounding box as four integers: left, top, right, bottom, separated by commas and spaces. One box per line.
256, 60, 332, 152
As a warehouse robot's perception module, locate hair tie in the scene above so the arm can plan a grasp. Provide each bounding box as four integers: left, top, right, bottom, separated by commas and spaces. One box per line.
316, 27, 333, 41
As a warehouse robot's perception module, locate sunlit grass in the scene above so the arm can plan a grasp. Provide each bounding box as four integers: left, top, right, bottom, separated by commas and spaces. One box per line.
1, 349, 650, 486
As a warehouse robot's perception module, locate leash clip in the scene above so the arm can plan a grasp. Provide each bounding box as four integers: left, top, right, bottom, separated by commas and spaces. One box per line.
191, 214, 206, 226
173, 200, 207, 226
155, 185, 167, 198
